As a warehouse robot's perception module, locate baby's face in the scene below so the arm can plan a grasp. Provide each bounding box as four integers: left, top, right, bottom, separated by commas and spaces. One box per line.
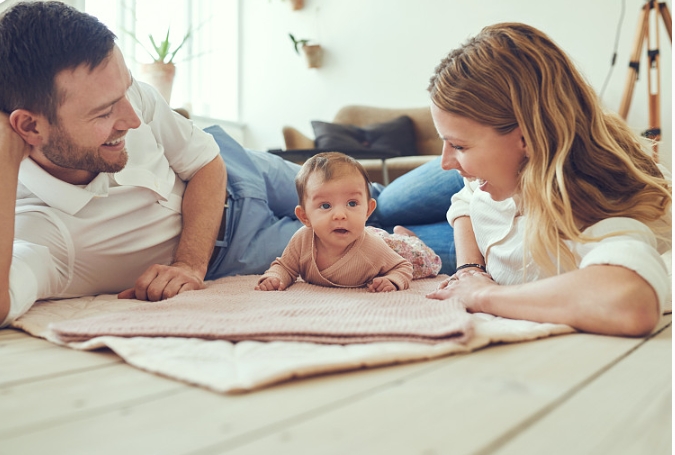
300, 172, 373, 252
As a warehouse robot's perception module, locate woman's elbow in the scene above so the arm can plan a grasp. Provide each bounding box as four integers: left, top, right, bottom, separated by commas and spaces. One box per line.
615, 282, 661, 337
0, 290, 10, 327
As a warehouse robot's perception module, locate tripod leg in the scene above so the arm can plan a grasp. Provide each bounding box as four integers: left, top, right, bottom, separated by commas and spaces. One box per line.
658, 2, 672, 41
619, 0, 653, 118
646, 4, 662, 161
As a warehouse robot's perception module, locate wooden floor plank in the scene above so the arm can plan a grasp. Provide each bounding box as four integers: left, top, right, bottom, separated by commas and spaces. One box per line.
195, 330, 655, 455
0, 362, 187, 438
0, 329, 29, 340
490, 323, 672, 455
0, 341, 121, 387
1, 317, 669, 455
0, 334, 63, 355
0, 352, 452, 455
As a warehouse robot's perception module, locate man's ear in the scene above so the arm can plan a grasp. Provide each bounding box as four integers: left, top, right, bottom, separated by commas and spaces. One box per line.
295, 205, 311, 228
9, 109, 47, 146
366, 198, 377, 218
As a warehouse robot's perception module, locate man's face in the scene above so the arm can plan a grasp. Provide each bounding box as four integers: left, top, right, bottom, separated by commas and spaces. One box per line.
37, 46, 141, 178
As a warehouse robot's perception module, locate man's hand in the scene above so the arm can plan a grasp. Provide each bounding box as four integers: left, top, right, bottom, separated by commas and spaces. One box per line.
1, 112, 32, 164
117, 262, 205, 301
367, 277, 397, 293
1, 111, 32, 324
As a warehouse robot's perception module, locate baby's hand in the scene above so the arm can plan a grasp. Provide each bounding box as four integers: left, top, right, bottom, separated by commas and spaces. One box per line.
255, 277, 285, 291
367, 277, 396, 293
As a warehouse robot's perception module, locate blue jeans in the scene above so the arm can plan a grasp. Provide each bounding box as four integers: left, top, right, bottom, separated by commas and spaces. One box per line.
205, 126, 304, 279
205, 126, 464, 278
372, 157, 464, 275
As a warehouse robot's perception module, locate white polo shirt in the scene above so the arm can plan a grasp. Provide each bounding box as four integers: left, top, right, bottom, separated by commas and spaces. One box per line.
4, 80, 220, 326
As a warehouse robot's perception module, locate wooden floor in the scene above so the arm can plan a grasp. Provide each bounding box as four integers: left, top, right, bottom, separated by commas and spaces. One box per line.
0, 315, 671, 455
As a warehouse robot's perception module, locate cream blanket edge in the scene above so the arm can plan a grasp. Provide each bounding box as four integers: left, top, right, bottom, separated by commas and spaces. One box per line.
11, 275, 577, 394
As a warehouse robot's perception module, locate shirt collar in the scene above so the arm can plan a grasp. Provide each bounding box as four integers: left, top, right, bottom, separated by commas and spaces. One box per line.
18, 158, 110, 215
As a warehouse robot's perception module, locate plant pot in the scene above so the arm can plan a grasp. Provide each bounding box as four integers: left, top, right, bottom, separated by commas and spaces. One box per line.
289, 0, 304, 10
140, 62, 176, 103
302, 44, 323, 69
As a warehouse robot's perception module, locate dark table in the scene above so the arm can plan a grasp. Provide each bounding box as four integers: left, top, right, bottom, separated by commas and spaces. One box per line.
268, 148, 400, 184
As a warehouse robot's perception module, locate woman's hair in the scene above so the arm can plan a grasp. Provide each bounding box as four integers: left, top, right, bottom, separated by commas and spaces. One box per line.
0, 1, 116, 123
295, 152, 372, 206
429, 22, 671, 275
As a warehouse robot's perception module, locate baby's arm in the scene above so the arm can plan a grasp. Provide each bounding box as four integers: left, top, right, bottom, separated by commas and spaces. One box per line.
374, 248, 414, 291
255, 231, 304, 291
256, 262, 297, 291
256, 275, 287, 291
367, 277, 397, 293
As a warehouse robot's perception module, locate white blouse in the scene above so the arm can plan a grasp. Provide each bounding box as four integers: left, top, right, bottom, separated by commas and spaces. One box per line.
446, 170, 672, 313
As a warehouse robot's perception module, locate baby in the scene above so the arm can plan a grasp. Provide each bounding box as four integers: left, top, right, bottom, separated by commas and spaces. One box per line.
256, 152, 413, 292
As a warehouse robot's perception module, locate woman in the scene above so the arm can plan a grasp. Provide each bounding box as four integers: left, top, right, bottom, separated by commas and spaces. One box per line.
424, 23, 671, 337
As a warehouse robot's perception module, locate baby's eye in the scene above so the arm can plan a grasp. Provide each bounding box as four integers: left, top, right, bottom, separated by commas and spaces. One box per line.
347, 201, 358, 207
320, 203, 331, 210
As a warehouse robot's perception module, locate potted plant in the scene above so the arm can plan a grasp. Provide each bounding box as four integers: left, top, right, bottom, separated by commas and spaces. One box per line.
289, 33, 323, 69
269, 0, 305, 11
128, 27, 192, 103
286, 0, 304, 10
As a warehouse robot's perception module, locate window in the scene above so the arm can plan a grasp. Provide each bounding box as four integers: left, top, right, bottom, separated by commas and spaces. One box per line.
82, 0, 239, 122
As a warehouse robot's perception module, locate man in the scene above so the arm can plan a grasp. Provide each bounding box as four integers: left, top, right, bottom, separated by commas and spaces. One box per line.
1, 1, 461, 327
0, 1, 305, 325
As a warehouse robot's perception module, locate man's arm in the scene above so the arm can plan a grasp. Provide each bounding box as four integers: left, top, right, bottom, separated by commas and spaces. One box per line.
118, 155, 227, 301
173, 154, 227, 277
0, 113, 32, 323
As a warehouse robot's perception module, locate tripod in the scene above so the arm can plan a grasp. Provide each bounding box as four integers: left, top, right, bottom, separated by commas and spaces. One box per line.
618, 0, 672, 162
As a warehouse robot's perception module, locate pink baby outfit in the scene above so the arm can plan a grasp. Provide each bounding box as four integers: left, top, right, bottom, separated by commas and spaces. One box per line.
366, 227, 442, 279
259, 226, 413, 290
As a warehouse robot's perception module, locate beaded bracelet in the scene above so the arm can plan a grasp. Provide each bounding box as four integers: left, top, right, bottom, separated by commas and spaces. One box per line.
455, 263, 487, 273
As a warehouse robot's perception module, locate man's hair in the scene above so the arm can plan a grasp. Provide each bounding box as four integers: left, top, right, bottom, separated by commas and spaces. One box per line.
0, 1, 116, 123
295, 152, 372, 206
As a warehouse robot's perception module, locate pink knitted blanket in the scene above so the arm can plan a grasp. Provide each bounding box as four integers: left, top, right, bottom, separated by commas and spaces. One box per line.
49, 275, 473, 345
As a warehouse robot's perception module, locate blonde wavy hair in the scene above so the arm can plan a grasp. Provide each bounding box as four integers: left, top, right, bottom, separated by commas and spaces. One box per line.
428, 22, 671, 275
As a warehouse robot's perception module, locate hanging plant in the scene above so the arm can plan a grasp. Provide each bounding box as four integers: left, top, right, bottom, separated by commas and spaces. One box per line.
289, 33, 323, 68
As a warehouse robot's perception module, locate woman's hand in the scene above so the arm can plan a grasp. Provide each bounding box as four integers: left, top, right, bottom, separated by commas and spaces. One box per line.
427, 269, 496, 313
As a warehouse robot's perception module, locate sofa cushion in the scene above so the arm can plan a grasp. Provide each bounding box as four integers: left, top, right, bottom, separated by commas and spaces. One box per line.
311, 116, 417, 158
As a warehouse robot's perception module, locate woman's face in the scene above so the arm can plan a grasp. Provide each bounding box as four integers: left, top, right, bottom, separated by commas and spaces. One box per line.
431, 104, 528, 202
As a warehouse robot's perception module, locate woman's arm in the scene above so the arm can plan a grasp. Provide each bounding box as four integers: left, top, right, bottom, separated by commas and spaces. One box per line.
453, 215, 484, 268
427, 264, 660, 337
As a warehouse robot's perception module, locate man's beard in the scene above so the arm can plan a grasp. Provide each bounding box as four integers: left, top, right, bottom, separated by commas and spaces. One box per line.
41, 124, 128, 174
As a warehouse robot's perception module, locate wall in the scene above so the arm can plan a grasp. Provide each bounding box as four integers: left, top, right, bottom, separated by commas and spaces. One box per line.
240, 0, 672, 170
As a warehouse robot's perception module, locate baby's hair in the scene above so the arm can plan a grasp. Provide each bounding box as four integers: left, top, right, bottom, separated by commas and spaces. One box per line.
295, 152, 372, 206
